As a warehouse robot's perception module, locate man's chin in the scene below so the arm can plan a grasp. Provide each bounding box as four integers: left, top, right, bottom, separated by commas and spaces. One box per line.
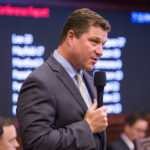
84, 65, 94, 71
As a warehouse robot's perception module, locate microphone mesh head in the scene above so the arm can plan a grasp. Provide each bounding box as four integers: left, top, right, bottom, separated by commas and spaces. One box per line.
94, 71, 106, 86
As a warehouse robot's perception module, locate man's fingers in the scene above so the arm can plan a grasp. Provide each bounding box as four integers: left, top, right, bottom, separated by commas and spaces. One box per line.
90, 100, 107, 112
99, 106, 107, 112
90, 99, 97, 110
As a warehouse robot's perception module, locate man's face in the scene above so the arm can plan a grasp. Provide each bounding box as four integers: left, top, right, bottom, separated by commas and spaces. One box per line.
68, 26, 108, 71
0, 125, 19, 150
125, 119, 148, 141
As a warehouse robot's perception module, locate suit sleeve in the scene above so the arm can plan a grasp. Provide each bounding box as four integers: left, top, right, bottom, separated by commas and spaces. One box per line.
17, 76, 96, 150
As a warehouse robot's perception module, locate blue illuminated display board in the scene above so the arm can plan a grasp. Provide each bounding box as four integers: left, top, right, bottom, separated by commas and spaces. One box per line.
0, 5, 150, 116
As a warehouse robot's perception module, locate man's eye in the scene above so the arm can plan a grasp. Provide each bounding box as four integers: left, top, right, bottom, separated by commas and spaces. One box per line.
9, 138, 15, 143
90, 40, 99, 46
91, 40, 98, 43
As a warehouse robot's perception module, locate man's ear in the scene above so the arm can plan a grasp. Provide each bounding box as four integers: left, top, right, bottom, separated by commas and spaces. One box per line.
124, 123, 131, 133
66, 30, 76, 46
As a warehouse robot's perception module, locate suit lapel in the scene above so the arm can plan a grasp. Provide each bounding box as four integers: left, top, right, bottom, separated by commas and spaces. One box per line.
47, 55, 88, 113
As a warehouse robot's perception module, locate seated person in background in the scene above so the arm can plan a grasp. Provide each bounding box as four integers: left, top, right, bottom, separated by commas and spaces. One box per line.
0, 116, 19, 150
107, 111, 149, 150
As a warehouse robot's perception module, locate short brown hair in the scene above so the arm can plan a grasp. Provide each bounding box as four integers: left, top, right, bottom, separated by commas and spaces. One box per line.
125, 111, 148, 127
59, 8, 111, 45
0, 117, 13, 140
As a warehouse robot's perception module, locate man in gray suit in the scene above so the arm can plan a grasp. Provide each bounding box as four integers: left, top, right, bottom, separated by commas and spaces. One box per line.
17, 8, 111, 150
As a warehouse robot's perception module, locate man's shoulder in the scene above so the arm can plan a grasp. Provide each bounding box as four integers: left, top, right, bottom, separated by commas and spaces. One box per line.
110, 137, 124, 145
22, 57, 57, 85
28, 55, 59, 78
28, 61, 50, 78
107, 137, 129, 150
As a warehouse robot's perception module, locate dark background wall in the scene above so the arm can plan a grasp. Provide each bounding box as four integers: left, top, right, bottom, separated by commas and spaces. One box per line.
0, 0, 150, 11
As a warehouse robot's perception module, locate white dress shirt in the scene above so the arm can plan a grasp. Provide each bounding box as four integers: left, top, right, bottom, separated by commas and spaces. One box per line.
121, 133, 135, 150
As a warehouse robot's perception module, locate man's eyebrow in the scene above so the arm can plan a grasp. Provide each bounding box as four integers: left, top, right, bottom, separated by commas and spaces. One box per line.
89, 37, 100, 41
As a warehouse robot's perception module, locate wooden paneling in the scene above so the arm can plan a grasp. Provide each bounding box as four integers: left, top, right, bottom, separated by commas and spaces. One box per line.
107, 114, 125, 145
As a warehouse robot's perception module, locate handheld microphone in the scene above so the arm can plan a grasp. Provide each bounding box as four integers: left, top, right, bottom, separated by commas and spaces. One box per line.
94, 71, 106, 107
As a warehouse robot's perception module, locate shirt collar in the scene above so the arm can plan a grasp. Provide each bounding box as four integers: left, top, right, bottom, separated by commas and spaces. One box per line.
121, 133, 135, 150
53, 50, 83, 78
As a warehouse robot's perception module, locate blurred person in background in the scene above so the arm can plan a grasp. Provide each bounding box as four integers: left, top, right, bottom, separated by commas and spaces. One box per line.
0, 116, 19, 150
107, 111, 148, 150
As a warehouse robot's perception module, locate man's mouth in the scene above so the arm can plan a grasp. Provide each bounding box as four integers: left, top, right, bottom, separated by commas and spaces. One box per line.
91, 58, 99, 64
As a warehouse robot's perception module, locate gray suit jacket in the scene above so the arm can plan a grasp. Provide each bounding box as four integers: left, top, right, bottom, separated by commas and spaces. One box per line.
17, 55, 105, 150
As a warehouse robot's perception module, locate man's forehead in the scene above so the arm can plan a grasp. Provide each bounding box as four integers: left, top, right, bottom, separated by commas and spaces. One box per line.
3, 125, 16, 137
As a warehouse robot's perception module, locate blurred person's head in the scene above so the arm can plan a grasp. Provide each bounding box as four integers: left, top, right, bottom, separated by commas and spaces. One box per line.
124, 111, 148, 141
0, 117, 19, 150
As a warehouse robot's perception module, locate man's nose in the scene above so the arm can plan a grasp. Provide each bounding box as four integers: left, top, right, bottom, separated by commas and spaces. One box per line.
96, 44, 103, 56
14, 139, 19, 148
